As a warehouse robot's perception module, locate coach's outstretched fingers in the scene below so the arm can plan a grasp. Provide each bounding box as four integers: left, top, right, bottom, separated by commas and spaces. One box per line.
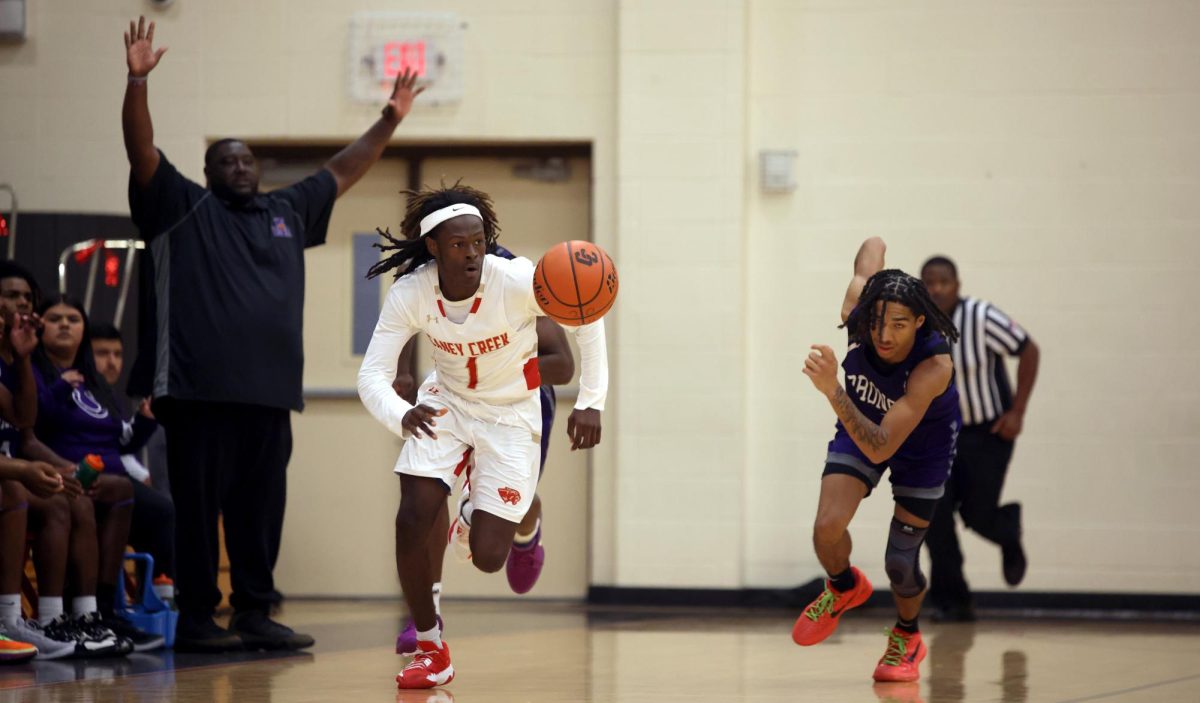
384, 67, 426, 123
124, 15, 168, 77
567, 408, 601, 451
402, 405, 447, 440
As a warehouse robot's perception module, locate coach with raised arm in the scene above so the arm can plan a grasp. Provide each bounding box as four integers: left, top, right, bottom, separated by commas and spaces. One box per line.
121, 16, 423, 652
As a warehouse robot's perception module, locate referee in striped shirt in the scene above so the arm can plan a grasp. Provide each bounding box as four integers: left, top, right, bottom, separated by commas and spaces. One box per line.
920, 256, 1041, 621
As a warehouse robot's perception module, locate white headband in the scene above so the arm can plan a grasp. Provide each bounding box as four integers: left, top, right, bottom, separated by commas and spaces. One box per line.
419, 203, 483, 236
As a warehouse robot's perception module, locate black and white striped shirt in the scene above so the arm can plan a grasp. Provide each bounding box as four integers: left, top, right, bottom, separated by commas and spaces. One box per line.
950, 297, 1030, 427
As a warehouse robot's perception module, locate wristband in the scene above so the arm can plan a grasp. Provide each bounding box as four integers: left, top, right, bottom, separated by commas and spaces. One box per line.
128, 74, 148, 85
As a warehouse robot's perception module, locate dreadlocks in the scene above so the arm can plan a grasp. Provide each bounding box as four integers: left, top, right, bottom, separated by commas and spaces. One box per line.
842, 269, 959, 346
365, 182, 501, 281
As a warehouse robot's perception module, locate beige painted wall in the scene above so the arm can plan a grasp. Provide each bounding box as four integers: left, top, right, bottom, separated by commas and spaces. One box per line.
2, 0, 1198, 596
743, 0, 1200, 594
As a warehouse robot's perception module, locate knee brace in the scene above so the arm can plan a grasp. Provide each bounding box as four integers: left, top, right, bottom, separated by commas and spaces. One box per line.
885, 518, 928, 598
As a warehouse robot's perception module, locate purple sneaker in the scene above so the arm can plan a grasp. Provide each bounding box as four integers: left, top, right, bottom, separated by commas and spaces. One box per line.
506, 530, 545, 595
395, 615, 444, 656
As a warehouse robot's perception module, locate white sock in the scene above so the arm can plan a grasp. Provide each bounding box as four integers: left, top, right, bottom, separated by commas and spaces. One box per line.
0, 594, 21, 626
38, 596, 64, 625
432, 583, 442, 616
71, 595, 98, 617
416, 625, 443, 649
514, 518, 541, 545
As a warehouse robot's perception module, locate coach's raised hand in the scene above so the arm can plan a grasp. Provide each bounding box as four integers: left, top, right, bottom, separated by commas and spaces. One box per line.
383, 68, 426, 123
124, 15, 168, 77
402, 405, 447, 440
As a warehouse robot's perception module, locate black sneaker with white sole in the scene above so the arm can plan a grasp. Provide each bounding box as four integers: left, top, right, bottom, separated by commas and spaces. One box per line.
41, 614, 125, 659
99, 614, 165, 653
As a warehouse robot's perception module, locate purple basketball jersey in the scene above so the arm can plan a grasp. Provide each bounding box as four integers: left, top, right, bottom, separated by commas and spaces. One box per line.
828, 329, 961, 489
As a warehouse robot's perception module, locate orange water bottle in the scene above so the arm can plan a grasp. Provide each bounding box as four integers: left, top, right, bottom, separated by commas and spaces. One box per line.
75, 454, 104, 489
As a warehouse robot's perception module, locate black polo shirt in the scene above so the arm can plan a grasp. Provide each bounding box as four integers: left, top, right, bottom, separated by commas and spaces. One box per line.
127, 152, 336, 412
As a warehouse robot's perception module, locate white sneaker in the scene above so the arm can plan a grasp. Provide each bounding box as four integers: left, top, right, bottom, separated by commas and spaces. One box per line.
1, 617, 77, 660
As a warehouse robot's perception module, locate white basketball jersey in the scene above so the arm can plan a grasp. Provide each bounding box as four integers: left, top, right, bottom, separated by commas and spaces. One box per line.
394, 254, 542, 406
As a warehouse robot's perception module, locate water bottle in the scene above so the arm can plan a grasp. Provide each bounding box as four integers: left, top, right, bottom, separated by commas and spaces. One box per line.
75, 454, 104, 489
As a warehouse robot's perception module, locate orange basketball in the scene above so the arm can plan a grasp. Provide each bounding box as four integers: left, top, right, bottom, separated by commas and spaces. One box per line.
533, 241, 619, 326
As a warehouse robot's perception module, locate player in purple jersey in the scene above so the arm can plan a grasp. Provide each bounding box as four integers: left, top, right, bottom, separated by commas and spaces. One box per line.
793, 237, 960, 685
391, 242, 575, 656
33, 295, 163, 652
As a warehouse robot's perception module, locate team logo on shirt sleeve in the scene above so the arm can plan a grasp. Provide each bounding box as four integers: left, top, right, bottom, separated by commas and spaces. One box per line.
271, 216, 293, 239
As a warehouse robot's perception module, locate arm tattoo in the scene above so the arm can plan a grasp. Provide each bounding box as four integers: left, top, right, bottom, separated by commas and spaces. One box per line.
830, 386, 889, 454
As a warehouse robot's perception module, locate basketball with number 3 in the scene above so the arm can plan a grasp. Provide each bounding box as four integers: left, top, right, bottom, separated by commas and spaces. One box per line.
533, 241, 619, 326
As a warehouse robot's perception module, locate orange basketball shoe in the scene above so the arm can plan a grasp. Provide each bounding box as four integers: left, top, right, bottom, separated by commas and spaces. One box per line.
0, 633, 37, 663
397, 639, 455, 690
873, 628, 927, 683
792, 566, 873, 646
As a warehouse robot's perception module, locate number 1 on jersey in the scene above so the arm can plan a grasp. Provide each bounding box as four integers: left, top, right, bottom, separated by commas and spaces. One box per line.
466, 356, 478, 389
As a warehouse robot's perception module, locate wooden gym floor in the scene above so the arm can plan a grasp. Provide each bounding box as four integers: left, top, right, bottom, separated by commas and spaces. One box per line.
1, 600, 1198, 702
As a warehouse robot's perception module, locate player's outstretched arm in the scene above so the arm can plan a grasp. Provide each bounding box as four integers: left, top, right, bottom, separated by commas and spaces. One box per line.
840, 237, 886, 323
536, 318, 575, 386
565, 319, 607, 451
804, 345, 950, 464
123, 16, 167, 188
325, 69, 425, 198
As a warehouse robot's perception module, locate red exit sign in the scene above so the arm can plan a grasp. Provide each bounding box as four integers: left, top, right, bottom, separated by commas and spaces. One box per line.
382, 41, 426, 79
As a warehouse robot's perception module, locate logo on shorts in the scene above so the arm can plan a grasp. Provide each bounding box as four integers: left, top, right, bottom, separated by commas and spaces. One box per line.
271, 216, 293, 239
498, 487, 522, 505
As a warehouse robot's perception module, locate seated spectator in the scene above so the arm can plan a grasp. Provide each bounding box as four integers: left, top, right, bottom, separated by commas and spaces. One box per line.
91, 323, 176, 605
33, 295, 161, 652
0, 263, 120, 658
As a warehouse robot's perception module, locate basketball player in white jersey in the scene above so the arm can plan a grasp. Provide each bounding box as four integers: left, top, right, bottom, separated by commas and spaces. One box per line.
358, 184, 608, 690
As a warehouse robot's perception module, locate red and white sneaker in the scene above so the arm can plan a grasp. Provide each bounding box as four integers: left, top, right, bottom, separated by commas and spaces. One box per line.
873, 628, 926, 683
792, 566, 873, 646
397, 640, 455, 689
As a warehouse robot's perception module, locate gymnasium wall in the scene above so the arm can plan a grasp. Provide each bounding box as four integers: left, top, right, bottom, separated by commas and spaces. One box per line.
741, 0, 1200, 594
1, 0, 1197, 597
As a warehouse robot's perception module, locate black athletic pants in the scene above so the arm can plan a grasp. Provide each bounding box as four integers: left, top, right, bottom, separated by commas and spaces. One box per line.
128, 477, 176, 579
926, 425, 1020, 608
158, 399, 291, 619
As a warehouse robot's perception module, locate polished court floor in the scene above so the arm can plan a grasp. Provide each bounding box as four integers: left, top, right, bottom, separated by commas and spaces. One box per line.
1, 600, 1198, 702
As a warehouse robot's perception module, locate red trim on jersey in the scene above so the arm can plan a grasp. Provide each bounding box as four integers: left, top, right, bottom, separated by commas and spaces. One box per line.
436, 300, 447, 318
469, 297, 482, 314
523, 357, 541, 391
453, 448, 474, 478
